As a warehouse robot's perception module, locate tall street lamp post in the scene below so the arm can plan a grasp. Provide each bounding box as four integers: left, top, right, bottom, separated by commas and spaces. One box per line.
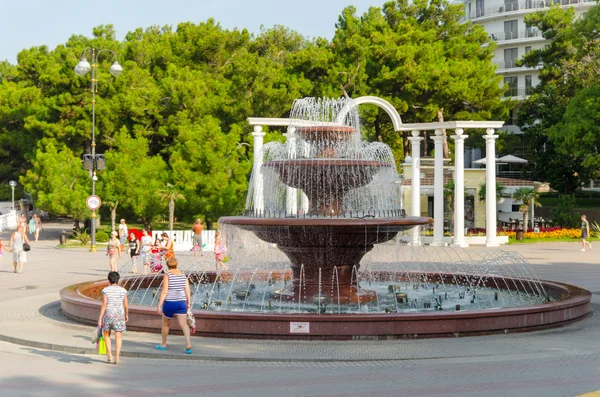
74, 48, 122, 252
9, 180, 17, 211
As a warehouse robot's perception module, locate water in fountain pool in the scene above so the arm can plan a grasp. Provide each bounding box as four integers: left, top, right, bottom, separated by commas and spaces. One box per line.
120, 241, 550, 315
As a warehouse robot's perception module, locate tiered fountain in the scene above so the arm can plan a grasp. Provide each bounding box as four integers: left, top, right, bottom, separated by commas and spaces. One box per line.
221, 98, 432, 305
61, 97, 591, 340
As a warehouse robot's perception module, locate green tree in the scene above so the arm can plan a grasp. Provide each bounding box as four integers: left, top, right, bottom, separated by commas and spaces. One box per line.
518, 6, 600, 192
330, 0, 508, 158
21, 142, 90, 231
513, 187, 541, 231
158, 183, 185, 231
477, 181, 506, 202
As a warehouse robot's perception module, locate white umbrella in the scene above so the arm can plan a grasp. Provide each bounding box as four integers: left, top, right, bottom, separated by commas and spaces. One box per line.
498, 155, 528, 164
472, 157, 507, 165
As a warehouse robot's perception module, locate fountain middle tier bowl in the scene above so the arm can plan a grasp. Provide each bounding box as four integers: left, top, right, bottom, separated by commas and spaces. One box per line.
219, 216, 434, 246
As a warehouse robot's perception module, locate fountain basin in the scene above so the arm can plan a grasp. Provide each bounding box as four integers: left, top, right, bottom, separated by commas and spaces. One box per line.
60, 273, 590, 340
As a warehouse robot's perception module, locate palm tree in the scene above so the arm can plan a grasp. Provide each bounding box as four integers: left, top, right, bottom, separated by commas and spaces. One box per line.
444, 180, 455, 233
477, 181, 506, 202
159, 183, 185, 231
513, 187, 541, 231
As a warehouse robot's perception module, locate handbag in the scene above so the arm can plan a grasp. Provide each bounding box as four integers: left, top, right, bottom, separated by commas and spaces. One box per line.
22, 242, 31, 252
91, 327, 102, 344
187, 309, 196, 333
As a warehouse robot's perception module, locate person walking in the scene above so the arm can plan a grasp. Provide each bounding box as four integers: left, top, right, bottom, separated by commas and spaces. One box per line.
19, 214, 27, 230
118, 219, 128, 251
33, 214, 43, 242
97, 271, 128, 365
28, 216, 35, 236
0, 236, 13, 259
214, 230, 227, 271
107, 231, 122, 272
9, 226, 30, 274
581, 215, 593, 251
158, 232, 175, 260
192, 219, 204, 257
140, 229, 153, 274
155, 257, 193, 354
128, 232, 140, 273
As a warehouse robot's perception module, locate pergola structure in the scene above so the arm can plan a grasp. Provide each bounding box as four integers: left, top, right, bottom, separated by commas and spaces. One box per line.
247, 96, 504, 247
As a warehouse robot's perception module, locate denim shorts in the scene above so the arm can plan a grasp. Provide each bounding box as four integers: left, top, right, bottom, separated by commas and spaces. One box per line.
162, 300, 187, 319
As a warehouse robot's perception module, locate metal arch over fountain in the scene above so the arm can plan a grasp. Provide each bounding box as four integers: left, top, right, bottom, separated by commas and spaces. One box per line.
60, 96, 591, 340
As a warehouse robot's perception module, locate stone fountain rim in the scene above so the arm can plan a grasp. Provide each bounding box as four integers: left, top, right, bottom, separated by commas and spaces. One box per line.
218, 216, 434, 227
61, 276, 589, 322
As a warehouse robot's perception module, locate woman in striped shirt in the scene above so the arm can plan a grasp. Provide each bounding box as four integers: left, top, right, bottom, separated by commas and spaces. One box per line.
155, 257, 193, 354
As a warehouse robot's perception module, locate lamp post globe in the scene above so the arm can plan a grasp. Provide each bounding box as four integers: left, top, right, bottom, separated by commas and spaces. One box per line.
74, 57, 91, 77
9, 180, 17, 211
109, 61, 123, 77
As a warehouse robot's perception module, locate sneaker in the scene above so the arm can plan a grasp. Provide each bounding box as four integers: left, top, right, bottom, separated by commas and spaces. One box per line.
581, 248, 586, 251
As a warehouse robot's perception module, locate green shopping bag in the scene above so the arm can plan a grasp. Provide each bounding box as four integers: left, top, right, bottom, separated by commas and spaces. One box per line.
97, 335, 107, 355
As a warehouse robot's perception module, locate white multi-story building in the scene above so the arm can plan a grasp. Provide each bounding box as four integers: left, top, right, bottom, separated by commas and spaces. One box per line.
462, 0, 595, 132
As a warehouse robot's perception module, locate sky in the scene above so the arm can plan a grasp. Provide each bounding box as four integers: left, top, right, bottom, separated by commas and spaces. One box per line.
0, 0, 385, 64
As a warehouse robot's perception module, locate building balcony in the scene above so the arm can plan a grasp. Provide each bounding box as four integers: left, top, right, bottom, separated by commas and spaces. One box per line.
503, 86, 535, 98
494, 60, 542, 73
489, 29, 542, 42
463, 0, 595, 22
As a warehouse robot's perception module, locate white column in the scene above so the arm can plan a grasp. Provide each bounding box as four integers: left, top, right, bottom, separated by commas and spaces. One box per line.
451, 129, 468, 248
484, 129, 499, 247
252, 125, 266, 214
408, 130, 423, 246
283, 127, 298, 216
431, 129, 446, 246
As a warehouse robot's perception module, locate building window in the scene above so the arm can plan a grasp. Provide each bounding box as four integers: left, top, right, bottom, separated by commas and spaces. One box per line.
469, 3, 472, 18
504, 76, 519, 97
525, 75, 533, 95
476, 0, 485, 17
525, 46, 532, 54
504, 48, 519, 68
504, 20, 518, 40
505, 0, 519, 11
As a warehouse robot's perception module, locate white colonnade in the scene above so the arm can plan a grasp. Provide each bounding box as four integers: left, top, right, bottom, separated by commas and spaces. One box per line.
398, 121, 504, 247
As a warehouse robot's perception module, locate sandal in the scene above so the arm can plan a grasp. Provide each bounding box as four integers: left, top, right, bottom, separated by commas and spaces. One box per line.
106, 357, 114, 364
155, 345, 167, 351
184, 348, 192, 354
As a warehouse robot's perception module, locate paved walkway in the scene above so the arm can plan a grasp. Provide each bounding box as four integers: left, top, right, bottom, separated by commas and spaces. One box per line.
1, 223, 600, 396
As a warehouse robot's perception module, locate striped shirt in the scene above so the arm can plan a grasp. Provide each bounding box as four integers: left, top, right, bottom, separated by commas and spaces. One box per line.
165, 273, 187, 302
102, 285, 127, 313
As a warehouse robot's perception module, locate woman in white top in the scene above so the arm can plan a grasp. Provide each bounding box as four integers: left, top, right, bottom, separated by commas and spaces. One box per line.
118, 219, 128, 250
97, 271, 129, 364
10, 226, 30, 274
140, 229, 154, 274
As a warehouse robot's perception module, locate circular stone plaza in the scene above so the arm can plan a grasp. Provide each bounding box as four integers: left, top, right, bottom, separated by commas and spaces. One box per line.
1, 222, 600, 397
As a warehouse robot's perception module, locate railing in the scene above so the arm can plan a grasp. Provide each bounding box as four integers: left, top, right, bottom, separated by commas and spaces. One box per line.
464, 0, 594, 20
0, 210, 17, 232
494, 60, 542, 70
504, 86, 535, 97
490, 29, 541, 41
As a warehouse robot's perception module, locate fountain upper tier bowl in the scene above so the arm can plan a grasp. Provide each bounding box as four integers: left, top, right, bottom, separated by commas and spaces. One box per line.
294, 125, 356, 142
